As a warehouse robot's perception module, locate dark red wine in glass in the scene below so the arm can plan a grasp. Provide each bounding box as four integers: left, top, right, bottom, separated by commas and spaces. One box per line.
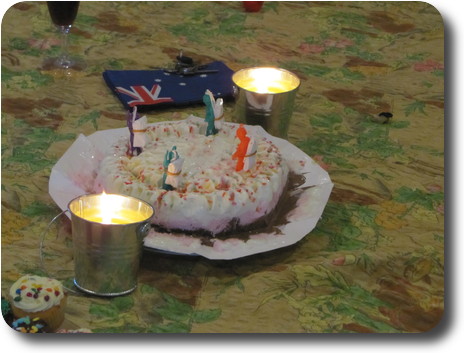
47, 1, 79, 26
44, 1, 85, 71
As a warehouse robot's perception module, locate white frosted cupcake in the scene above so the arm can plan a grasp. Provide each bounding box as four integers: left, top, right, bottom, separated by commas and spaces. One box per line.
9, 275, 67, 332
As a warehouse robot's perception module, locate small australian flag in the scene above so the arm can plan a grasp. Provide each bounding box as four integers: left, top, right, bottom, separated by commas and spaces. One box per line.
103, 61, 235, 111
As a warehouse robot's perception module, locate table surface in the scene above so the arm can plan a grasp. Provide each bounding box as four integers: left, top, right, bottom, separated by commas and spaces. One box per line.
1, 1, 444, 333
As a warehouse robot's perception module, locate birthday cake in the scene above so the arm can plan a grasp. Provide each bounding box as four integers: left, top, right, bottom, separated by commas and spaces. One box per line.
94, 114, 289, 236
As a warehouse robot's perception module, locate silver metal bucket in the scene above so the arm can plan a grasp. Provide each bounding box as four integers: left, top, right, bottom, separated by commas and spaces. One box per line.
68, 194, 154, 296
232, 67, 300, 139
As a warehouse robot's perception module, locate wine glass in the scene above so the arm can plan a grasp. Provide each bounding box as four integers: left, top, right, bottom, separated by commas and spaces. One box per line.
43, 1, 85, 71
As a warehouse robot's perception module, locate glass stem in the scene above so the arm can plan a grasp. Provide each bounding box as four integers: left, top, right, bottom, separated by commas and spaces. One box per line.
59, 25, 72, 66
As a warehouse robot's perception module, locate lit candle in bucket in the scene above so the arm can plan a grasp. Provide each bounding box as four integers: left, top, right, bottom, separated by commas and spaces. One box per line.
233, 67, 299, 94
232, 67, 300, 139
68, 193, 154, 296
78, 192, 148, 225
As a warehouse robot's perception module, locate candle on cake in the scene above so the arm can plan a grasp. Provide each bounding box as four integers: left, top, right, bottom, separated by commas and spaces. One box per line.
232, 124, 257, 172
203, 89, 224, 134
162, 146, 184, 190
127, 106, 147, 156
203, 90, 219, 136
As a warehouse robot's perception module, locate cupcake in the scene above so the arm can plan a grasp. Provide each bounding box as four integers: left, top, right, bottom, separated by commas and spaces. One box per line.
9, 275, 67, 332
11, 316, 48, 333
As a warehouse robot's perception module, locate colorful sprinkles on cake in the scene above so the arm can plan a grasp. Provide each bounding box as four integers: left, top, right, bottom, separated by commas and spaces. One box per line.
93, 117, 289, 236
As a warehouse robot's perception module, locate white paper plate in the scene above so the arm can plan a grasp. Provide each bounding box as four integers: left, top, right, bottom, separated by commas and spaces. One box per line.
49, 116, 333, 260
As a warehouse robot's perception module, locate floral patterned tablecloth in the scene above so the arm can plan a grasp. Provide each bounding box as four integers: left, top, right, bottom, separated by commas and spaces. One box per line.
1, 1, 444, 333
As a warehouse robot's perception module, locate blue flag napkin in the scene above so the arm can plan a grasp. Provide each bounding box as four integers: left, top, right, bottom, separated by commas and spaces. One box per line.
103, 61, 235, 110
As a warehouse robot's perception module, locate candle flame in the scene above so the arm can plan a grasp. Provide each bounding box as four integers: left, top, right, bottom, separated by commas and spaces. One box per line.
99, 192, 124, 224
250, 68, 281, 93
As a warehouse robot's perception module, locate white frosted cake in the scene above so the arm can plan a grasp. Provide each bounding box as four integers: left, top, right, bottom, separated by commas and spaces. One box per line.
94, 117, 289, 236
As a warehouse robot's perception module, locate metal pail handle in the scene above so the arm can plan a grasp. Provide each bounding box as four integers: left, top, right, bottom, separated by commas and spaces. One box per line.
39, 209, 81, 295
